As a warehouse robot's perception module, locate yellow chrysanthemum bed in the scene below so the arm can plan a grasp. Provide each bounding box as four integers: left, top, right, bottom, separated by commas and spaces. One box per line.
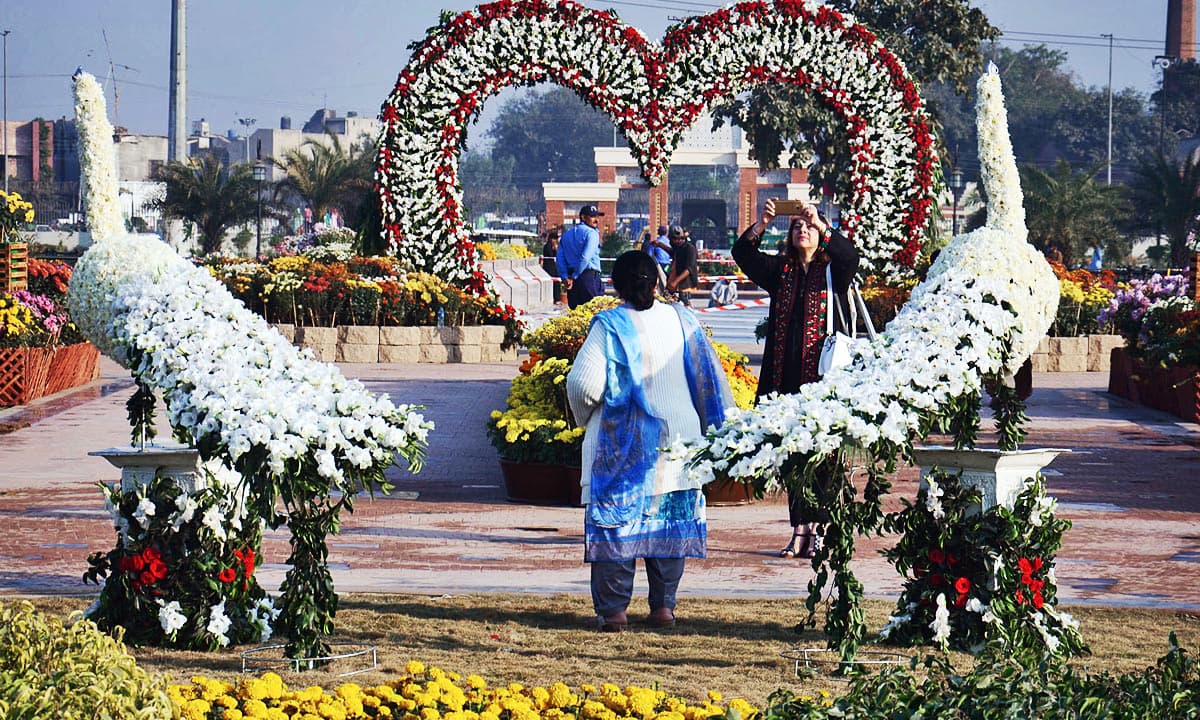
169, 662, 760, 720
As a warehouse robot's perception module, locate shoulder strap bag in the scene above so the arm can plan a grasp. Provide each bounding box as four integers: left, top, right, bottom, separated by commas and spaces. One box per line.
818, 265, 876, 376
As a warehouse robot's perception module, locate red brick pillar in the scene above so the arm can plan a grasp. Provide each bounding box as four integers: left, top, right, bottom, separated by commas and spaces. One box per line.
649, 177, 669, 233
597, 165, 617, 183
599, 201, 618, 235
545, 201, 565, 232
789, 167, 809, 185
737, 167, 758, 234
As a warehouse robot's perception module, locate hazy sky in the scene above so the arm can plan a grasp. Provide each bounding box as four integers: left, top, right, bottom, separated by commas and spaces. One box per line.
0, 0, 1178, 138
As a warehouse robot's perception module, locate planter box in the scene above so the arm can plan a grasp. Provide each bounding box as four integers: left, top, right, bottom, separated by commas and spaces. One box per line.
499, 461, 582, 506
912, 446, 1069, 513
1108, 347, 1199, 422
703, 477, 755, 506
0, 346, 53, 407
44, 342, 101, 396
0, 241, 29, 293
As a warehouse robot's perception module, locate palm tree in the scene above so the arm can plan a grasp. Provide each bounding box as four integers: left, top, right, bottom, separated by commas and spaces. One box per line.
272, 131, 374, 227
1128, 152, 1200, 267
154, 153, 259, 255
1019, 160, 1127, 264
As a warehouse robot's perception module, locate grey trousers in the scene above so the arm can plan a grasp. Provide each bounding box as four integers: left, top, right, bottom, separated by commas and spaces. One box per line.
590, 558, 685, 617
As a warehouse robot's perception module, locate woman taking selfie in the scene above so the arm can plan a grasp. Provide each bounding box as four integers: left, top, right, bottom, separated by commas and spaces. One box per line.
731, 198, 859, 559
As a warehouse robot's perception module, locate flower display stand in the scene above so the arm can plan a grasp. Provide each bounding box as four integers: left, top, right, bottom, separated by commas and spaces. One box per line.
0, 241, 29, 293
498, 461, 582, 507
0, 346, 54, 407
89, 443, 205, 495
911, 447, 1069, 513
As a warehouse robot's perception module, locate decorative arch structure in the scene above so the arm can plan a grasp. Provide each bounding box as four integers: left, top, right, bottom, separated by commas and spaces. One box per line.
376, 0, 940, 287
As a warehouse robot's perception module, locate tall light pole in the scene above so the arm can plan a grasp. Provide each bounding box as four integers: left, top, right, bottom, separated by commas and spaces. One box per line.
2, 29, 10, 193
252, 161, 265, 257
238, 116, 256, 164
949, 167, 964, 236
1154, 55, 1178, 157
1102, 33, 1113, 185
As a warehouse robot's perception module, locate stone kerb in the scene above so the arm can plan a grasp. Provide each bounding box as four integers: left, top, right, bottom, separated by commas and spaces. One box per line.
1030, 334, 1123, 372
277, 323, 514, 364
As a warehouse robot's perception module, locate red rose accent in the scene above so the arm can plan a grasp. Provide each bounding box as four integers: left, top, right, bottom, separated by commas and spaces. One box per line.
218, 567, 237, 583
1029, 578, 1045, 593
141, 547, 161, 563
928, 549, 945, 564
1032, 591, 1045, 609
130, 555, 146, 572
140, 570, 156, 585
1033, 557, 1044, 571
243, 548, 257, 578
149, 559, 168, 581
946, 553, 958, 567
954, 593, 967, 609
1017, 557, 1032, 575
954, 577, 971, 594
1015, 590, 1025, 605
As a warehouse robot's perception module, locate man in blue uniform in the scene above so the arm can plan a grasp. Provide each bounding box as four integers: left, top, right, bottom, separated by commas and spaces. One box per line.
557, 205, 605, 308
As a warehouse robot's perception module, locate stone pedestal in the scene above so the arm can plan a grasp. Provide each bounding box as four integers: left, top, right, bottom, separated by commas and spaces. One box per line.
912, 446, 1069, 512
89, 443, 205, 494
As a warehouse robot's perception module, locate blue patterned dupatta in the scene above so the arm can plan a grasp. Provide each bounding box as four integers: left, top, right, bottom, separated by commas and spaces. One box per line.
584, 303, 734, 563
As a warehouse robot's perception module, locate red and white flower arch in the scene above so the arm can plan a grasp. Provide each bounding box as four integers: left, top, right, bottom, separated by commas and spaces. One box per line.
377, 0, 940, 287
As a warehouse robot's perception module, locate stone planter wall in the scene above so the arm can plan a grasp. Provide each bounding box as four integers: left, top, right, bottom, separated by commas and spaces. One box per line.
274, 324, 516, 364
1029, 334, 1124, 372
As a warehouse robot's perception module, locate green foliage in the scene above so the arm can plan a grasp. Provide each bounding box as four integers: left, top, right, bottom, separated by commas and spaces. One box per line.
761, 636, 1200, 720
126, 369, 158, 447
1020, 160, 1129, 264
488, 87, 622, 193
1152, 60, 1200, 155
1128, 152, 1200, 267
882, 471, 1085, 658
273, 130, 375, 230
153, 154, 259, 255
0, 600, 173, 719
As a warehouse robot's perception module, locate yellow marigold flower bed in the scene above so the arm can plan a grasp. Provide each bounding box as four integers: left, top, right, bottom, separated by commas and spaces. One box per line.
169, 664, 758, 720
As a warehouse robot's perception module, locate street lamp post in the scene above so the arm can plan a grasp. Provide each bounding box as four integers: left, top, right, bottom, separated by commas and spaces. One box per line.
1154, 55, 1178, 157
1102, 33, 1113, 185
238, 116, 256, 164
949, 167, 964, 236
252, 161, 265, 257
2, 29, 11, 193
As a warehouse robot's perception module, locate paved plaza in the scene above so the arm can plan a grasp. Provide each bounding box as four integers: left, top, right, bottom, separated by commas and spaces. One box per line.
1, 348, 1199, 612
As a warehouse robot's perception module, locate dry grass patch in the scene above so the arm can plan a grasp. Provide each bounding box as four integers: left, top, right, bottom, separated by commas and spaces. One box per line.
22, 594, 1200, 706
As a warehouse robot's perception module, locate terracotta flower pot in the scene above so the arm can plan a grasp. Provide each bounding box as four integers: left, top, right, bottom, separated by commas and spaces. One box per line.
498, 461, 582, 507
703, 477, 755, 506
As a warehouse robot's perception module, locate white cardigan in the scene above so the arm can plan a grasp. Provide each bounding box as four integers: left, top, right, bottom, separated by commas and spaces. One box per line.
566, 302, 704, 504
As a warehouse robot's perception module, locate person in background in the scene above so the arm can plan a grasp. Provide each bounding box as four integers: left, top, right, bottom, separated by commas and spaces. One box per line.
567, 251, 734, 632
665, 226, 699, 306
557, 205, 605, 309
643, 225, 673, 273
731, 198, 859, 559
708, 278, 738, 308
542, 229, 563, 303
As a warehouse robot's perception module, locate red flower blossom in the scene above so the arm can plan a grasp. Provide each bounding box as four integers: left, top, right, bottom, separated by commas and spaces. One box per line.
141, 547, 161, 563
954, 593, 968, 609
218, 567, 237, 583
928, 548, 945, 565
149, 559, 168, 581
954, 577, 971, 594
1032, 591, 1045, 610
1015, 589, 1025, 605
140, 570, 156, 586
1018, 557, 1032, 575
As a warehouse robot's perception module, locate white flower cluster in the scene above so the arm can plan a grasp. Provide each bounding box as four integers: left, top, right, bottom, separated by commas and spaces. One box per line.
930, 593, 952, 645
67, 72, 433, 490
72, 73, 125, 244
377, 0, 938, 283
681, 66, 1057, 490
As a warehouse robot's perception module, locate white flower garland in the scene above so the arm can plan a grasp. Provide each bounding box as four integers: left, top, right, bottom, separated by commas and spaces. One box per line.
72, 70, 125, 244
681, 66, 1058, 489
67, 71, 432, 488
378, 0, 939, 284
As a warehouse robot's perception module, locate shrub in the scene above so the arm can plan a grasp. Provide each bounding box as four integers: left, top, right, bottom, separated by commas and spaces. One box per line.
0, 600, 172, 719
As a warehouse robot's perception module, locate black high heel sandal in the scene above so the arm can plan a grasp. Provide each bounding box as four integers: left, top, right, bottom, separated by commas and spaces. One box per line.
778, 533, 812, 558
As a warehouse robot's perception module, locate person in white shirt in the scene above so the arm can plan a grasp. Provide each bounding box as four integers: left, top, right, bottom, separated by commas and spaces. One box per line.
567, 251, 733, 632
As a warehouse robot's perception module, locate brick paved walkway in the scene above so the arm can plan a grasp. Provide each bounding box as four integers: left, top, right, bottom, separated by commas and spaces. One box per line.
1, 351, 1198, 612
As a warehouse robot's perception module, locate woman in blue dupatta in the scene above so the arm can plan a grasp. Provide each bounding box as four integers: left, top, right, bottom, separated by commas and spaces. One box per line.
567, 251, 734, 632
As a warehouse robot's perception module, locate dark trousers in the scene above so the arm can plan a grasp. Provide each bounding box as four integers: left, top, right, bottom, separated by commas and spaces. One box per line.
590, 558, 685, 617
567, 269, 603, 309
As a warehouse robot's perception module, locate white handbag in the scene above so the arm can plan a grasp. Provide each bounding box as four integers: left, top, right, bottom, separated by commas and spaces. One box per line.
817, 265, 876, 376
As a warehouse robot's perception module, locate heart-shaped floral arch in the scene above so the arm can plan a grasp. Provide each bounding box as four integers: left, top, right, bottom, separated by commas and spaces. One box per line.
377, 0, 940, 287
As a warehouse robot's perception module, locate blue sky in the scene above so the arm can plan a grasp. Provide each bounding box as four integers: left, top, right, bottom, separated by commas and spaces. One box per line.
0, 0, 1175, 137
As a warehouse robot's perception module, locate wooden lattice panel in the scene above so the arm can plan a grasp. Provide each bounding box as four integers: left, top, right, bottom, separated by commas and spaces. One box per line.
0, 347, 53, 407
0, 242, 29, 294
43, 342, 101, 396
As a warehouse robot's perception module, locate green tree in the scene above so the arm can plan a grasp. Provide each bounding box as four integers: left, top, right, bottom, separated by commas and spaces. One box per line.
711, 0, 999, 197
154, 154, 258, 255
488, 87, 620, 193
273, 131, 373, 226
1128, 152, 1200, 267
1151, 60, 1200, 155
1020, 160, 1128, 264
